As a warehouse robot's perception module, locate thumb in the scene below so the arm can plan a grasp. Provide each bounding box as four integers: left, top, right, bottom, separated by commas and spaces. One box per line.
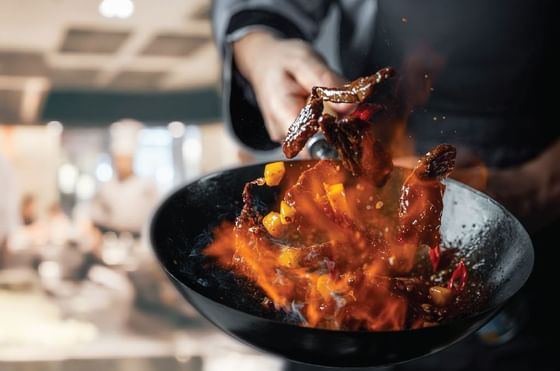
289, 57, 345, 93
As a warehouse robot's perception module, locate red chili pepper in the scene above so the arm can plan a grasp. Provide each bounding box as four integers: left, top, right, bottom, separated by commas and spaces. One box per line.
350, 103, 383, 122
429, 245, 440, 271
447, 260, 468, 291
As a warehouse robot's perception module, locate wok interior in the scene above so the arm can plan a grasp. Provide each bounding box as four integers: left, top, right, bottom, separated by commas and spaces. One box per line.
151, 161, 534, 328
440, 181, 533, 307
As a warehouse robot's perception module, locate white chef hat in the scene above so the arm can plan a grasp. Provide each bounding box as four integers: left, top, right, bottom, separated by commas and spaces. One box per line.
109, 119, 143, 156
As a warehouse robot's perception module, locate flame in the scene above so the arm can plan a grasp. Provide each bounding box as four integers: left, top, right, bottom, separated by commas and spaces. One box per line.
204, 159, 435, 331
203, 59, 484, 330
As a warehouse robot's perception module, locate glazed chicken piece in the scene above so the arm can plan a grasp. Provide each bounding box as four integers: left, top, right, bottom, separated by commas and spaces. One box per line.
235, 179, 266, 233
398, 144, 457, 270
282, 67, 395, 186
319, 112, 394, 187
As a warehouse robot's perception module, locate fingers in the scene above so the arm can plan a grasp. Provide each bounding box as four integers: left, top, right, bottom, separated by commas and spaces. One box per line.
326, 101, 356, 116
264, 94, 306, 143
283, 42, 345, 91
240, 37, 349, 143
257, 73, 307, 143
283, 44, 352, 116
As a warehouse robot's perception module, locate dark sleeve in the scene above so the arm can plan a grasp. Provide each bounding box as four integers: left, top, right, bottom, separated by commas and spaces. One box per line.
212, 0, 333, 153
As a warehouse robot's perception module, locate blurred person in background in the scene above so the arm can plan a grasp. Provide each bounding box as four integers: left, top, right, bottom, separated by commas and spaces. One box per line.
90, 119, 159, 236
9, 201, 71, 256
20, 194, 36, 226
0, 154, 20, 268
213, 1, 557, 370
43, 203, 72, 244
8, 198, 74, 268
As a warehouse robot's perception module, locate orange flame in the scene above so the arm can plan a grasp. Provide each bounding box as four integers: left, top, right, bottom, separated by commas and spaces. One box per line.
204, 62, 486, 331
205, 160, 432, 331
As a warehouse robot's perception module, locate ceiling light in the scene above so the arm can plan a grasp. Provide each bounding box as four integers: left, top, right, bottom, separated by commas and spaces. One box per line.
168, 121, 186, 138
76, 174, 96, 200
58, 163, 79, 194
96, 162, 113, 182
99, 0, 135, 19
46, 120, 63, 136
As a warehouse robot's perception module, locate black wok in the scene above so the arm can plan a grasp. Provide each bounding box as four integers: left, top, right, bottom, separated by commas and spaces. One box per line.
150, 161, 533, 367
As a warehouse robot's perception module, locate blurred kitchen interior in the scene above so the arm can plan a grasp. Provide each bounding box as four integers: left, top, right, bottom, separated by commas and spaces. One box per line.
0, 1, 283, 370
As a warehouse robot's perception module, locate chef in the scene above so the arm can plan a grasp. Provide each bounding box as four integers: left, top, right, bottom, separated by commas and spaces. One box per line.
212, 1, 557, 370
213, 0, 557, 231
0, 154, 20, 267
91, 119, 159, 235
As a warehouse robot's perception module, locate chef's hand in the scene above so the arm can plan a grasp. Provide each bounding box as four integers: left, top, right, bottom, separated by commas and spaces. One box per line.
486, 140, 560, 232
233, 31, 345, 142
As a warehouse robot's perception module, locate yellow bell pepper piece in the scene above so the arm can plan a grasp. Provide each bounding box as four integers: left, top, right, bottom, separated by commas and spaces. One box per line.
280, 200, 296, 224
278, 248, 299, 268
262, 211, 285, 237
323, 183, 350, 215
316, 275, 332, 300
264, 161, 285, 186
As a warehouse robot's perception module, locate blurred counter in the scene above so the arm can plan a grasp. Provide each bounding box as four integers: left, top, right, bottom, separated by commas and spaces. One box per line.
0, 262, 282, 371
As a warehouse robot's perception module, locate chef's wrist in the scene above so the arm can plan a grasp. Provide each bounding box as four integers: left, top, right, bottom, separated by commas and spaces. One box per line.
232, 30, 278, 83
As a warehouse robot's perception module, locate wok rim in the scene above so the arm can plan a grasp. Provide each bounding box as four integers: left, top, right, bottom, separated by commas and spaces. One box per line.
149, 160, 534, 336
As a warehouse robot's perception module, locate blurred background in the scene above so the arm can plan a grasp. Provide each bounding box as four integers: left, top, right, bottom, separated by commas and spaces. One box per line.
0, 1, 281, 370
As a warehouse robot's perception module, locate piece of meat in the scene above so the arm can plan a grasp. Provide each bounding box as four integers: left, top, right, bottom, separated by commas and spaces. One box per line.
319, 113, 393, 186
235, 179, 266, 233
282, 97, 323, 159
313, 67, 395, 104
282, 67, 396, 184
398, 144, 457, 269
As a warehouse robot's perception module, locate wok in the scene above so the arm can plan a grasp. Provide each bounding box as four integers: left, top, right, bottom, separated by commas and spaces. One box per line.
150, 161, 533, 367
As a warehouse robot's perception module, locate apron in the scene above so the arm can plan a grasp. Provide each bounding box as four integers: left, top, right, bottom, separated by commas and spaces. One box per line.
363, 0, 555, 167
